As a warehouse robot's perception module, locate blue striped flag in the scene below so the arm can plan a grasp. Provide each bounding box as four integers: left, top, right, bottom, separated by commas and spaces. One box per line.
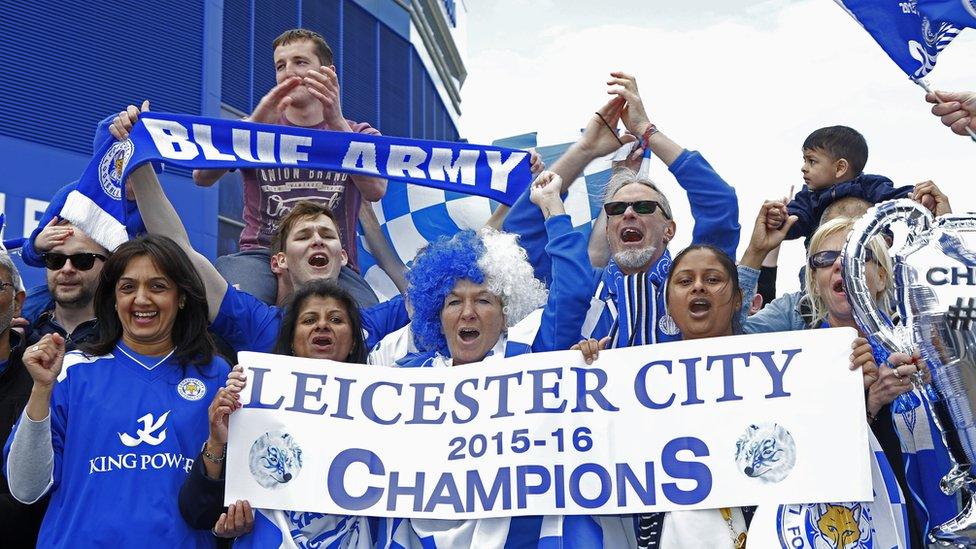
834, 0, 964, 79
919, 0, 976, 28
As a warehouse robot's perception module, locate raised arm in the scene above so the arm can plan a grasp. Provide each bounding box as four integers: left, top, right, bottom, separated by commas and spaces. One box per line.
607, 71, 683, 166
528, 172, 594, 352
112, 102, 228, 321
358, 202, 407, 294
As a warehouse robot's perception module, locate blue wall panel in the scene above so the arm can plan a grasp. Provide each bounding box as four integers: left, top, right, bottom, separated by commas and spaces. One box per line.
303, 0, 342, 69
222, 0, 252, 113
342, 1, 379, 127
379, 26, 410, 137
0, 1, 203, 155
412, 53, 425, 138
252, 0, 300, 109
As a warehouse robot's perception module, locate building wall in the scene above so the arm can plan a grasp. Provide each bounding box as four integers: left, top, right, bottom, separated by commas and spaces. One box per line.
0, 0, 464, 288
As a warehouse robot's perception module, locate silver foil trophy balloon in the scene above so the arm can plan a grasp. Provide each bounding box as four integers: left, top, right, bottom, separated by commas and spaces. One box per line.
842, 199, 976, 546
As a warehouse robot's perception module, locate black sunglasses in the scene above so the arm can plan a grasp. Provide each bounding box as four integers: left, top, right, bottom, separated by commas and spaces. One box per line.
808, 248, 875, 270
42, 252, 108, 271
603, 200, 671, 219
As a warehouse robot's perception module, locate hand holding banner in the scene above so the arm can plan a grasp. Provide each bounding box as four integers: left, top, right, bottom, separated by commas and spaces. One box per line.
225, 328, 871, 518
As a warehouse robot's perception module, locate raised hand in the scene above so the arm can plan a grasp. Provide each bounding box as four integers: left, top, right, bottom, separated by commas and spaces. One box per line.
572, 337, 610, 365
529, 171, 566, 219
208, 366, 246, 445
742, 200, 797, 268
607, 71, 652, 136
213, 500, 254, 538
867, 351, 920, 415
24, 333, 66, 389
250, 77, 303, 124
849, 337, 878, 390
303, 66, 345, 128
34, 217, 73, 253
578, 97, 637, 158
926, 90, 976, 136
109, 100, 151, 140
912, 180, 952, 217
528, 149, 545, 177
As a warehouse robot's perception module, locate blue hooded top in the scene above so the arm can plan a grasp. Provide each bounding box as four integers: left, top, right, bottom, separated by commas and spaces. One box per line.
786, 173, 913, 247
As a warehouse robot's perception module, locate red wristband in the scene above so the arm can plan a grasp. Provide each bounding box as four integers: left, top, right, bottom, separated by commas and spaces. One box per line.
639, 124, 659, 150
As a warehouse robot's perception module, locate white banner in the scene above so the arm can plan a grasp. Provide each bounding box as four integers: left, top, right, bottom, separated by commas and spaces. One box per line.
225, 328, 871, 518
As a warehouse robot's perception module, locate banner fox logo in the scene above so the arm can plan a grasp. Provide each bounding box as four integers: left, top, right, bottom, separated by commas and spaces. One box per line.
118, 411, 170, 447
734, 423, 796, 482
249, 431, 304, 489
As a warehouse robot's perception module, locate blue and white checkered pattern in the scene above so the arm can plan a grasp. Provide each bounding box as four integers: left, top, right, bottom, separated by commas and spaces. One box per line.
356, 133, 617, 300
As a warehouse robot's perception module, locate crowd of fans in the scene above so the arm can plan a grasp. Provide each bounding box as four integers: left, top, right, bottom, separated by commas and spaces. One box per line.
1, 27, 974, 548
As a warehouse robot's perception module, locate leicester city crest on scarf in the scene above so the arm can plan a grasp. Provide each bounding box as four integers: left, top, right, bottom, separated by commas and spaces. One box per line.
776, 503, 874, 548
98, 140, 133, 200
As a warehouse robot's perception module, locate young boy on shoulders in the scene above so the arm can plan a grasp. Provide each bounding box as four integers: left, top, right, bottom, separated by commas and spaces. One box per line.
770, 125, 913, 246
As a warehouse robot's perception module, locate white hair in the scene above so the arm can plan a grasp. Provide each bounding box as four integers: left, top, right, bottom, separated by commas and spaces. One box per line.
477, 227, 548, 327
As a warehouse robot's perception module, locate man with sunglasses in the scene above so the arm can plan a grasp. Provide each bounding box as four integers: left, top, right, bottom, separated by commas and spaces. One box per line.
28, 224, 108, 351
503, 72, 739, 347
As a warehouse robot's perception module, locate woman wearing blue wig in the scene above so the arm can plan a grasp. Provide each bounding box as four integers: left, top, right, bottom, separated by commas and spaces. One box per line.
388, 171, 641, 546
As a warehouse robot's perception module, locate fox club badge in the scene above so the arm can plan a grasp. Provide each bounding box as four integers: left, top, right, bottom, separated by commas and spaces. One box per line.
177, 377, 206, 401
98, 140, 133, 200
776, 503, 874, 548
658, 314, 680, 336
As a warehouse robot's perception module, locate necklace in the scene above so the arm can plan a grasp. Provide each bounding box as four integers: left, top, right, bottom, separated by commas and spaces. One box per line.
116, 345, 177, 371
719, 507, 747, 549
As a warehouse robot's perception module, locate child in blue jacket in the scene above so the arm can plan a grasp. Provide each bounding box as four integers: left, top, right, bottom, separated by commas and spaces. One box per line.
774, 126, 912, 246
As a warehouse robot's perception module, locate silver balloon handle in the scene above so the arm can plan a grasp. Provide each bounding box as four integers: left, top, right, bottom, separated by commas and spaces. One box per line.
841, 199, 933, 356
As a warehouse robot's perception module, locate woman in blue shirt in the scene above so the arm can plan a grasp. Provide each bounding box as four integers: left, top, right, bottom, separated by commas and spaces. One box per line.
4, 234, 230, 549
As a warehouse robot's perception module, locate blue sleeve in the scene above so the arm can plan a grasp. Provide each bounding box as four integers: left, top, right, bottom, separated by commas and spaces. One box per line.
21, 285, 54, 325
786, 189, 815, 241
360, 294, 410, 351
532, 215, 596, 353
502, 187, 553, 285
742, 290, 807, 334
21, 183, 75, 268
209, 285, 281, 353
48, 376, 69, 493
671, 150, 741, 259
864, 180, 913, 202
178, 451, 225, 530
124, 199, 145, 238
737, 265, 760, 331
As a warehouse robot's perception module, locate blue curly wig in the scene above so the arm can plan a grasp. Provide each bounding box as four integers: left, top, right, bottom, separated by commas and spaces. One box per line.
407, 230, 486, 352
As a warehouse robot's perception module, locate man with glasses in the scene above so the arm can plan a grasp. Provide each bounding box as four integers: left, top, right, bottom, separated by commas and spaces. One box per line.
0, 252, 46, 546
29, 223, 108, 351
504, 72, 740, 347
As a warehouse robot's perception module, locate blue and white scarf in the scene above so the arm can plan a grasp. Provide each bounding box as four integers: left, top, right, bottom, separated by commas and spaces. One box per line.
61, 112, 532, 250
824, 323, 959, 540
585, 250, 680, 348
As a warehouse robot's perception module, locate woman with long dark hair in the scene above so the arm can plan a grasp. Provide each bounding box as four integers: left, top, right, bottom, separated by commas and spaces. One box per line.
179, 279, 375, 547
4, 234, 230, 548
